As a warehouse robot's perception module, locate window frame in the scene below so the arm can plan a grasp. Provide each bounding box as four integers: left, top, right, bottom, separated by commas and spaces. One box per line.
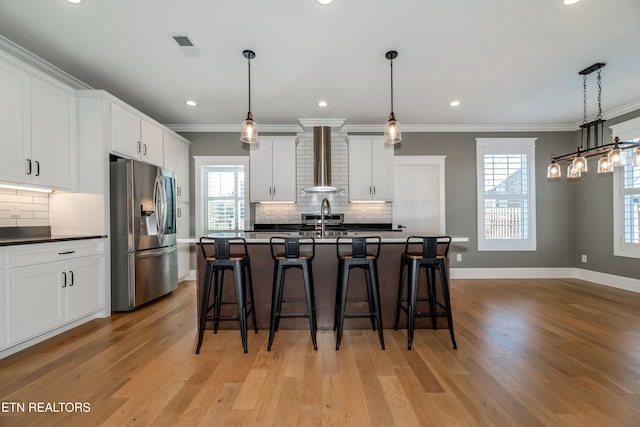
194, 156, 250, 236
612, 117, 640, 259
476, 138, 537, 251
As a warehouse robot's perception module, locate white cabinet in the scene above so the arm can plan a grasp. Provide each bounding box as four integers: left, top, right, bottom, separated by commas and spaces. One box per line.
177, 200, 190, 280
0, 265, 6, 351
348, 136, 394, 202
176, 140, 190, 202
7, 240, 105, 345
0, 59, 30, 186
250, 137, 296, 202
0, 57, 76, 190
163, 132, 177, 172
31, 77, 76, 189
110, 102, 163, 167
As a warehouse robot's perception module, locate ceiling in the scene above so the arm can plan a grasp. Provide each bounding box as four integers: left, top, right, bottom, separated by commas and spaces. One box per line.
1, 0, 639, 132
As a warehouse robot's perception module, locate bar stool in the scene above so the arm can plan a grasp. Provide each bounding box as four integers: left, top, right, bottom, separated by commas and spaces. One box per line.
267, 236, 317, 351
394, 236, 457, 350
334, 236, 385, 350
196, 237, 257, 354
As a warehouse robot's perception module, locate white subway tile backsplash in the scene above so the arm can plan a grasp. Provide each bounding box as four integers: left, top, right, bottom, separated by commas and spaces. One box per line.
0, 188, 49, 227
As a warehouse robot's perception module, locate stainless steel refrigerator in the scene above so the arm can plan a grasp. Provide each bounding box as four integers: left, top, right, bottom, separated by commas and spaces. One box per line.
110, 157, 178, 311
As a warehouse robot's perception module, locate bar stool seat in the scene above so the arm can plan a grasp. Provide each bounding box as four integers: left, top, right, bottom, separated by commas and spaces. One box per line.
394, 235, 457, 350
196, 237, 257, 354
334, 236, 385, 350
268, 237, 317, 351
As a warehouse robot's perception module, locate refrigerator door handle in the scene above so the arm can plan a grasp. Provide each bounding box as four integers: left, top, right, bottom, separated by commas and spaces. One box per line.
153, 174, 164, 241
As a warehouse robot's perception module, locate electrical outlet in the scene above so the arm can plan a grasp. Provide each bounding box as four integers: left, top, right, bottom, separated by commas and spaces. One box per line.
9, 203, 20, 218
581, 254, 587, 263
456, 253, 462, 262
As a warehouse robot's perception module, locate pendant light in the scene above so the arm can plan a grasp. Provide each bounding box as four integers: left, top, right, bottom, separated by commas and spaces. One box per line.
384, 50, 401, 144
547, 158, 561, 178
240, 49, 258, 144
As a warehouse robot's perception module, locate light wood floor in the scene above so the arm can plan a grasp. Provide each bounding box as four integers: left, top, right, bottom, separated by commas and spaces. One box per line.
1, 278, 640, 426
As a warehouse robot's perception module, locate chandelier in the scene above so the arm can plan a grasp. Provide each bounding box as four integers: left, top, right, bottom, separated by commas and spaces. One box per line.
547, 63, 640, 179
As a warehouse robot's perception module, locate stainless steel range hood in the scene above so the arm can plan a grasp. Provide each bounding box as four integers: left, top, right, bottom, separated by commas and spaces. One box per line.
305, 126, 339, 193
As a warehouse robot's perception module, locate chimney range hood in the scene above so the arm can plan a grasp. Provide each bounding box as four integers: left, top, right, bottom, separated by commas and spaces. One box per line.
305, 126, 339, 193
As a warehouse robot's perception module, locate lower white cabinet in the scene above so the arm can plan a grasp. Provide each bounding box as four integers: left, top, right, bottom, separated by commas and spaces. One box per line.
177, 200, 190, 280
6, 239, 105, 346
0, 270, 6, 351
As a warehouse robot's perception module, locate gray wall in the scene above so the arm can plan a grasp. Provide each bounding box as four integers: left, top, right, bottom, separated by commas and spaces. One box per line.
179, 110, 640, 277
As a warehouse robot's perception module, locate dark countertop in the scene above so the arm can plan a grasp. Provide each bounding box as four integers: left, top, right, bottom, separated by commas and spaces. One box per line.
0, 226, 107, 247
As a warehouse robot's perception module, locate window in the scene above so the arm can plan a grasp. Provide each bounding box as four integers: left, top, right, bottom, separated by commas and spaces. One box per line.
612, 117, 640, 258
195, 156, 249, 235
476, 138, 537, 251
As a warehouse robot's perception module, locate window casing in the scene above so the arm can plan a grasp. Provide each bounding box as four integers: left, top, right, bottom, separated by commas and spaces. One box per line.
476, 138, 537, 251
195, 156, 250, 236
612, 117, 640, 258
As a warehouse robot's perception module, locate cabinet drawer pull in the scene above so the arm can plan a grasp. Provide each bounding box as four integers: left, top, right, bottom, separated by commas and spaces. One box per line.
177, 187, 181, 197
61, 271, 67, 288
68, 270, 74, 286
177, 207, 182, 217
58, 250, 76, 255
26, 159, 32, 175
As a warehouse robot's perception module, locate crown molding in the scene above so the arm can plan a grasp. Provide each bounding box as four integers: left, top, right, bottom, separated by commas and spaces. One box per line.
297, 118, 346, 129
0, 35, 92, 90
167, 123, 303, 133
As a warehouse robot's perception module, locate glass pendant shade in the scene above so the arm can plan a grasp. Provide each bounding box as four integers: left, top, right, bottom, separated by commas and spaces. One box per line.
567, 163, 581, 179
384, 113, 402, 144
572, 155, 588, 173
597, 154, 613, 173
633, 148, 640, 167
608, 147, 625, 167
240, 112, 258, 144
547, 161, 561, 178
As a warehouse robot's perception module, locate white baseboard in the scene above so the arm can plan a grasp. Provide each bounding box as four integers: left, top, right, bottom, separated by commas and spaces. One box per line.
450, 267, 640, 294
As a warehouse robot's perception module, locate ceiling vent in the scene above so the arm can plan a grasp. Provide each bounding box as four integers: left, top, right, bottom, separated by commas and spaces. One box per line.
169, 34, 200, 57
172, 35, 194, 47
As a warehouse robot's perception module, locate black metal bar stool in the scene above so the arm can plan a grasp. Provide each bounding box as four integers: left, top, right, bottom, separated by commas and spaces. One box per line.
394, 235, 457, 350
196, 237, 257, 354
267, 236, 317, 351
334, 236, 385, 350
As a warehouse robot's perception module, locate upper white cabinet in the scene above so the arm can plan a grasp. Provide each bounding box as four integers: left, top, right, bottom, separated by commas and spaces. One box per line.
348, 136, 394, 202
0, 57, 76, 190
110, 103, 163, 167
0, 259, 6, 351
31, 77, 76, 189
164, 131, 190, 202
250, 137, 296, 202
176, 139, 190, 202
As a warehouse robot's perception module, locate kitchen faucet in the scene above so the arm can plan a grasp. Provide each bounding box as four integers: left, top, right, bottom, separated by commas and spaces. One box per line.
320, 197, 331, 236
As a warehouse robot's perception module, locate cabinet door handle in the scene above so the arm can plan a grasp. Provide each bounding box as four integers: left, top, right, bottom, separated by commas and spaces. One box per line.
177, 207, 182, 217
26, 159, 32, 175
369, 186, 372, 195
373, 186, 376, 195
273, 187, 276, 196
269, 187, 272, 196
177, 187, 181, 197
58, 250, 75, 255
68, 270, 74, 286
61, 271, 67, 288
137, 141, 141, 153
35, 161, 40, 177
143, 144, 147, 155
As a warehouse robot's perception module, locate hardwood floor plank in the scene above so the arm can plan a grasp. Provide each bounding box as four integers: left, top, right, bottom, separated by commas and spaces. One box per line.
2, 278, 640, 426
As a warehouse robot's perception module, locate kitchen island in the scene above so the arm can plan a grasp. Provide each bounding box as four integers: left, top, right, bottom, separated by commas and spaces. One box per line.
181, 232, 468, 331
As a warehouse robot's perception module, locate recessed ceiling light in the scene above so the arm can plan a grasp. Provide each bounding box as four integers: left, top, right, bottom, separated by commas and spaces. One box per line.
563, 0, 581, 5
318, 100, 328, 107
449, 100, 461, 107
66, 0, 82, 4
185, 100, 197, 107
318, 0, 334, 5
